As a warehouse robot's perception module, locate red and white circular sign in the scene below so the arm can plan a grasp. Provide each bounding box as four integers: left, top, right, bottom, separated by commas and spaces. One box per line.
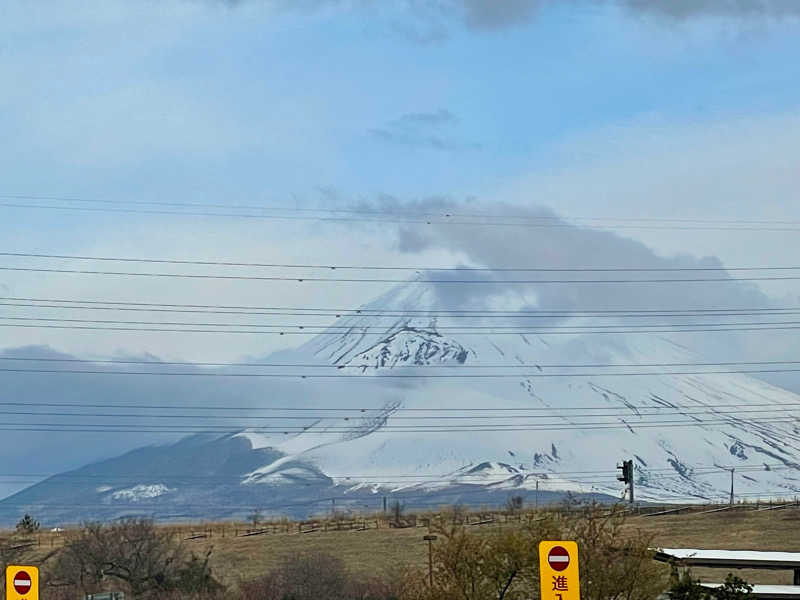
13, 570, 32, 595
548, 546, 571, 571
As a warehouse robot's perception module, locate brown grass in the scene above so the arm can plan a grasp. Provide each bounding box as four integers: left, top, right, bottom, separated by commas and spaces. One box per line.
628, 507, 800, 585
8, 505, 800, 589
189, 507, 800, 588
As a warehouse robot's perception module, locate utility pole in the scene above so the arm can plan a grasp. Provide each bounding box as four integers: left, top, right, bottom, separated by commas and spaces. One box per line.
535, 479, 539, 511
617, 459, 634, 504
423, 535, 437, 587
331, 498, 336, 516
729, 468, 735, 506
383, 496, 387, 513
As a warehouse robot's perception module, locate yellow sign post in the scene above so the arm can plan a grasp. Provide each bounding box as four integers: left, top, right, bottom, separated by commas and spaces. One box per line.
539, 541, 580, 600
5, 565, 39, 600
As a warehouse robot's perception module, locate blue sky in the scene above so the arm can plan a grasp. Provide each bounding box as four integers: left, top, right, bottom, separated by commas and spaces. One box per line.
2, 1, 800, 208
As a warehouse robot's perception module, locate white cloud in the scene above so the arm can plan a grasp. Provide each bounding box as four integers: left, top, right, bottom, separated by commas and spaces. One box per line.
496, 108, 800, 293
0, 215, 461, 361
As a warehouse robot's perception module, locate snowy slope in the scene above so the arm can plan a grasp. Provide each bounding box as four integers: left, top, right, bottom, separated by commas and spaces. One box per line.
3, 281, 800, 523
247, 282, 800, 502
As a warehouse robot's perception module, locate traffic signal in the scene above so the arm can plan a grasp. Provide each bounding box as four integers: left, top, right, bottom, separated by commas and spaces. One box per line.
617, 460, 633, 484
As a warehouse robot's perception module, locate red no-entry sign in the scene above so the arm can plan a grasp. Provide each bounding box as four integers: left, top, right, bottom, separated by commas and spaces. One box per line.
547, 545, 571, 571
13, 571, 31, 595
6, 565, 39, 600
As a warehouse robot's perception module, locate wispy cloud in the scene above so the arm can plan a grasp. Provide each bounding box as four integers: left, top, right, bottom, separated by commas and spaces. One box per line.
205, 0, 800, 36
456, 0, 542, 30
369, 109, 480, 151
394, 108, 459, 127
620, 0, 800, 19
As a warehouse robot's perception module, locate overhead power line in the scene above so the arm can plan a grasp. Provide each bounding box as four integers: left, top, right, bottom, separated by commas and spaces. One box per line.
5, 322, 800, 334
3, 356, 799, 369
0, 464, 780, 480
6, 193, 800, 226
5, 485, 800, 513
2, 366, 800, 378
4, 251, 800, 273
1, 416, 800, 434
4, 296, 796, 315
3, 196, 800, 231
0, 463, 782, 479
2, 406, 799, 420
0, 400, 795, 412
0, 418, 798, 429
5, 315, 800, 330
0, 463, 786, 482
5, 300, 800, 319
4, 265, 800, 283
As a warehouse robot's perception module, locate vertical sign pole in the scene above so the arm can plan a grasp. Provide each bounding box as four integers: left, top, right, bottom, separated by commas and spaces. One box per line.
729, 468, 735, 506
423, 535, 437, 587
428, 538, 433, 586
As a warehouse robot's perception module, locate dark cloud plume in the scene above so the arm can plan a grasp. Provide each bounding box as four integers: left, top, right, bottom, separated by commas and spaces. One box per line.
386, 198, 771, 316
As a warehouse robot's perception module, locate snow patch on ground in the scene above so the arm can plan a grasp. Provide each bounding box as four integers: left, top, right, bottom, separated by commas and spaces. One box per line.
111, 484, 171, 501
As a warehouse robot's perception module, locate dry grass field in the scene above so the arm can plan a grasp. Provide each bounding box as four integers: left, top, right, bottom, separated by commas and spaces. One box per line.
185, 506, 800, 588
6, 505, 800, 589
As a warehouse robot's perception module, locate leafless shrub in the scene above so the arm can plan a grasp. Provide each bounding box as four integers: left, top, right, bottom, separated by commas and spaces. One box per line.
506, 495, 524, 514
407, 502, 667, 600
239, 551, 400, 600
47, 518, 222, 599
563, 502, 668, 600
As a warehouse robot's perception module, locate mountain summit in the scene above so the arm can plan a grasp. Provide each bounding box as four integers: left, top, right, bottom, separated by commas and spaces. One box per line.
3, 282, 800, 523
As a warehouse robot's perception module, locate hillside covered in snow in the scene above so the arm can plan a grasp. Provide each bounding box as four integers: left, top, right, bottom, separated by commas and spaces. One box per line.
3, 281, 800, 523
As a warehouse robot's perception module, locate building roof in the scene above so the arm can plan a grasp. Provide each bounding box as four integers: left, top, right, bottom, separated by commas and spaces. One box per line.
700, 584, 800, 600
654, 549, 800, 570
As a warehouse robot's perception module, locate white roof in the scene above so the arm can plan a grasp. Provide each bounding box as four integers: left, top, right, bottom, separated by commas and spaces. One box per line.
701, 585, 800, 599
655, 549, 800, 567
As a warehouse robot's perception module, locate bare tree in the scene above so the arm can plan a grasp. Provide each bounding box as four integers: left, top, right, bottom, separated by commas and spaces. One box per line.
240, 552, 349, 600
408, 502, 667, 600
506, 495, 524, 514
239, 551, 403, 600
563, 502, 668, 600
248, 508, 263, 528
49, 518, 220, 599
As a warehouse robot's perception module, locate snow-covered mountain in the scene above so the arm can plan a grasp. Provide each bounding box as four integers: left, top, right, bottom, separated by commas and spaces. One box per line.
4, 281, 800, 523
